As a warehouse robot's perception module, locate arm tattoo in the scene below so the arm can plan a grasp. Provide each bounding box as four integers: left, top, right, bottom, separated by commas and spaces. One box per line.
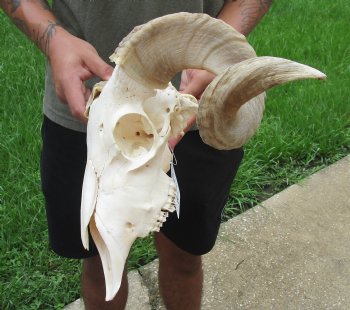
35, 20, 60, 55
3, 0, 57, 54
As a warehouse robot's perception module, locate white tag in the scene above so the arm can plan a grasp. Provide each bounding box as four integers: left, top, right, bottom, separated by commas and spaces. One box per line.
170, 154, 181, 218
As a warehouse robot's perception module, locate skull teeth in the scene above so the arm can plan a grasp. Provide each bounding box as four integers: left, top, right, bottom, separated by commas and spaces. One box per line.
157, 211, 169, 222
151, 220, 163, 232
162, 202, 176, 213
151, 225, 161, 232
150, 181, 178, 232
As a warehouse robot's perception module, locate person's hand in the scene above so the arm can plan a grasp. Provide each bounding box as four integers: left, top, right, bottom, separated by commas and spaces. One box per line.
168, 69, 216, 150
179, 69, 216, 98
168, 114, 196, 151
48, 29, 114, 122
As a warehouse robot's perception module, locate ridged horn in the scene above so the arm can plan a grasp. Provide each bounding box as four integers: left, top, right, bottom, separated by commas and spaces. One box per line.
197, 56, 326, 150
109, 12, 256, 89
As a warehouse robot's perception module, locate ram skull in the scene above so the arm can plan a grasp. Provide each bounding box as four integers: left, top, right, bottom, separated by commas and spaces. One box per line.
80, 13, 326, 301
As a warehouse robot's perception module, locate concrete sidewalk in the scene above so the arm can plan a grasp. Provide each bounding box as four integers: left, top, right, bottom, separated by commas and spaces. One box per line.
64, 154, 350, 310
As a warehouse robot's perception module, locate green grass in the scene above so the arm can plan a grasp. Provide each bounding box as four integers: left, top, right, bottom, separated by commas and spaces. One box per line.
223, 1, 350, 217
1, 1, 349, 309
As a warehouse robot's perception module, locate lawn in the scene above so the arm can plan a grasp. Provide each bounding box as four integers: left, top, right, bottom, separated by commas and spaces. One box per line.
0, 1, 349, 309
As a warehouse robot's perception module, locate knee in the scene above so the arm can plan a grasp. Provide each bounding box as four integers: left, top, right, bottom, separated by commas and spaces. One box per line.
174, 255, 202, 276
155, 233, 203, 276
161, 252, 202, 278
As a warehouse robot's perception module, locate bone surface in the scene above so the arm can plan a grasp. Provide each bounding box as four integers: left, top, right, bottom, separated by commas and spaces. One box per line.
80, 12, 326, 301
81, 66, 197, 301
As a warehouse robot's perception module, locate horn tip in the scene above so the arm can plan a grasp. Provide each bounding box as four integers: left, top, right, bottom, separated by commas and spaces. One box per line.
317, 72, 327, 80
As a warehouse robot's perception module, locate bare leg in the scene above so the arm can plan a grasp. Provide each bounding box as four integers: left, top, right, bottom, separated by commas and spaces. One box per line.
155, 232, 203, 310
82, 255, 128, 310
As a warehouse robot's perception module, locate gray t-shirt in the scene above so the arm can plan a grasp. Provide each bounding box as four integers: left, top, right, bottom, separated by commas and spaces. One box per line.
44, 0, 225, 132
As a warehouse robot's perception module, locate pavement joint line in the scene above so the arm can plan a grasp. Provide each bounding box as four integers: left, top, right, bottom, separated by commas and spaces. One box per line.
136, 264, 153, 309
62, 154, 350, 309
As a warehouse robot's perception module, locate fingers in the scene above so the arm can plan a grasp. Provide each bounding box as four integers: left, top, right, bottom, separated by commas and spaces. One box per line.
183, 114, 197, 133
168, 114, 196, 150
48, 30, 114, 122
179, 70, 190, 92
181, 82, 204, 99
179, 69, 215, 99
84, 53, 114, 81
55, 52, 113, 122
62, 75, 89, 123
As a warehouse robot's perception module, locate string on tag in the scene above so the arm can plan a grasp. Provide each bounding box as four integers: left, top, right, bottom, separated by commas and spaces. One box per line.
170, 149, 181, 218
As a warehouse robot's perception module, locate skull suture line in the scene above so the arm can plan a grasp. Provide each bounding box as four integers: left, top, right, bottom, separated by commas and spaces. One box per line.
80, 13, 326, 301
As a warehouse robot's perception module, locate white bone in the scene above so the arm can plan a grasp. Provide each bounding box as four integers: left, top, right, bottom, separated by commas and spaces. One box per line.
81, 65, 197, 301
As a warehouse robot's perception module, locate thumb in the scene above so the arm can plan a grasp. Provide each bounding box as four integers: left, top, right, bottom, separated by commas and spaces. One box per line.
181, 81, 204, 99
84, 54, 114, 81
181, 71, 216, 99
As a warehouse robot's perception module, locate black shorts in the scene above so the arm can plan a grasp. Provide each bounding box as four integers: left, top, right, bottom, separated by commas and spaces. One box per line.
40, 116, 243, 258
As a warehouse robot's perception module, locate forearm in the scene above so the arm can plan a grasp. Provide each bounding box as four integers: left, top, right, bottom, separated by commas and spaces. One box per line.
218, 0, 273, 36
1, 0, 63, 56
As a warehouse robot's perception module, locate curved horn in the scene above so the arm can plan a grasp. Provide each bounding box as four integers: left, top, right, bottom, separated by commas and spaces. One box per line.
110, 12, 256, 89
197, 56, 326, 150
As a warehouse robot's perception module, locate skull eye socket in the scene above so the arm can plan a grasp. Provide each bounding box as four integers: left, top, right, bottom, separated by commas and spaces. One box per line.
113, 113, 155, 158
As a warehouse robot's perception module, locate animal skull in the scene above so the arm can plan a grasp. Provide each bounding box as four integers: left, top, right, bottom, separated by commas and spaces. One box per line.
81, 68, 197, 299
80, 13, 326, 301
